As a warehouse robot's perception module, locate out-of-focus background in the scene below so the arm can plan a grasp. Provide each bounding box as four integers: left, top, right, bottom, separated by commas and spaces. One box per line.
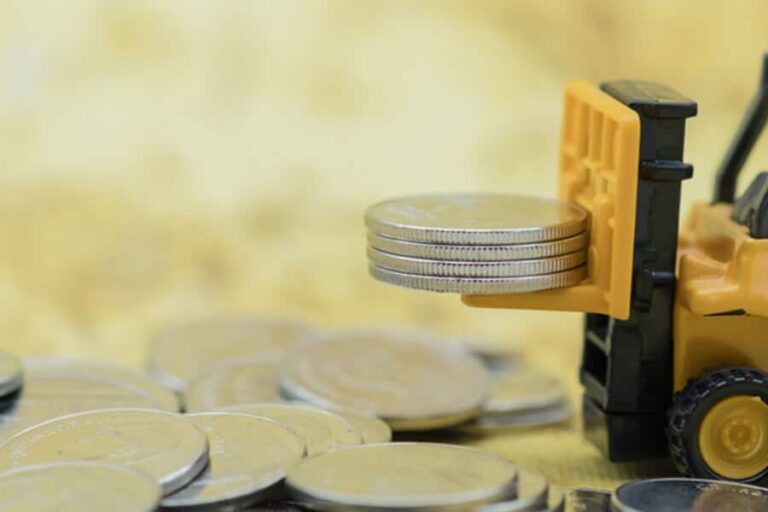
1, 0, 767, 489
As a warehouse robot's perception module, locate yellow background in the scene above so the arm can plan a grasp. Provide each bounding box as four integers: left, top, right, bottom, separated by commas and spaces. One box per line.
1, 0, 768, 490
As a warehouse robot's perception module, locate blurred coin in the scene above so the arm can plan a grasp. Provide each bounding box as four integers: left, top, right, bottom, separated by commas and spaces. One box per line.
471, 347, 521, 374
279, 329, 491, 431
367, 231, 588, 262
474, 468, 549, 511
148, 316, 312, 392
0, 374, 174, 440
0, 462, 161, 512
286, 443, 517, 510
460, 402, 572, 433
370, 264, 587, 295
613, 478, 768, 512
326, 408, 392, 444
560, 487, 610, 512
368, 248, 586, 278
365, 194, 588, 245
25, 358, 179, 412
185, 362, 280, 413
484, 370, 565, 415
545, 487, 565, 512
220, 403, 361, 456
0, 351, 22, 399
0, 408, 209, 495
162, 412, 305, 510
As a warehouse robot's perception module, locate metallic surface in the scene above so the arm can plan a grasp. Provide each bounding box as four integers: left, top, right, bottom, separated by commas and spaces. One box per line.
0, 462, 161, 512
286, 443, 518, 510
279, 330, 491, 430
162, 412, 305, 510
185, 362, 281, 413
327, 408, 392, 444
367, 247, 587, 278
147, 317, 312, 392
365, 194, 588, 245
0, 408, 209, 495
460, 402, 572, 432
367, 231, 588, 262
220, 402, 361, 456
370, 264, 587, 295
612, 478, 768, 512
483, 370, 565, 415
474, 468, 549, 511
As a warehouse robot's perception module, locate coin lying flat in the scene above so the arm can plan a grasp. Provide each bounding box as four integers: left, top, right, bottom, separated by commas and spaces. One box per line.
286, 443, 517, 510
368, 247, 587, 278
185, 362, 281, 413
279, 330, 492, 430
367, 232, 588, 262
612, 478, 768, 512
220, 403, 361, 456
0, 374, 175, 441
148, 317, 312, 392
365, 194, 588, 245
25, 358, 179, 412
370, 264, 587, 295
328, 409, 392, 444
0, 408, 209, 495
162, 413, 305, 510
0, 351, 22, 399
484, 370, 566, 415
474, 468, 549, 511
461, 402, 572, 433
0, 462, 161, 512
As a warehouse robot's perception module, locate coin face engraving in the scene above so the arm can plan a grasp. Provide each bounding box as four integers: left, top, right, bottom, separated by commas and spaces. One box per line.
366, 194, 588, 245
280, 330, 491, 430
0, 409, 209, 495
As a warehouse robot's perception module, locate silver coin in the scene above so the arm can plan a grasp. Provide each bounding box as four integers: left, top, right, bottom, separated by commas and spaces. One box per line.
370, 264, 587, 295
613, 478, 768, 512
0, 462, 161, 512
286, 443, 518, 510
560, 487, 611, 512
484, 369, 566, 415
0, 373, 175, 441
162, 412, 305, 510
0, 408, 209, 495
460, 402, 572, 433
220, 403, 361, 456
148, 316, 313, 392
185, 362, 281, 413
365, 194, 588, 245
367, 231, 588, 262
0, 351, 22, 398
279, 329, 492, 431
25, 358, 180, 412
368, 247, 587, 278
326, 408, 392, 444
474, 468, 549, 511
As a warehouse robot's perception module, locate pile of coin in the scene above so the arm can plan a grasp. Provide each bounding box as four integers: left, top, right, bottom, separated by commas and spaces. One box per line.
365, 194, 590, 294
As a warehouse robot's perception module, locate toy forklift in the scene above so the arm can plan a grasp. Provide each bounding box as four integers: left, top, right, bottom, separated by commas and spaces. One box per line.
462, 56, 768, 485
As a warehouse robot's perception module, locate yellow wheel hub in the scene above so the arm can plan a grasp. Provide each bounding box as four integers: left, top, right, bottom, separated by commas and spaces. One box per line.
699, 395, 768, 480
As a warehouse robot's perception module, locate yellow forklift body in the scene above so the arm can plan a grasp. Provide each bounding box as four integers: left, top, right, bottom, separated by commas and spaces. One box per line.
462, 81, 640, 320
674, 202, 768, 390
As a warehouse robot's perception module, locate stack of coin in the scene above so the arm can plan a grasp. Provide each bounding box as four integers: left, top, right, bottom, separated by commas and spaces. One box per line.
365, 194, 589, 294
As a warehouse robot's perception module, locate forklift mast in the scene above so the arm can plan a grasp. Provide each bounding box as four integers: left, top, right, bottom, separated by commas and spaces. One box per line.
582, 82, 697, 460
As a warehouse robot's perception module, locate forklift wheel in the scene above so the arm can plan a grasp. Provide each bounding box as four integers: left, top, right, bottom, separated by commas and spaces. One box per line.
668, 368, 768, 485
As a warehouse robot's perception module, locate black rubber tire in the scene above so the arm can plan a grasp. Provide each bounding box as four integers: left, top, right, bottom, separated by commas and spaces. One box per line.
667, 367, 768, 486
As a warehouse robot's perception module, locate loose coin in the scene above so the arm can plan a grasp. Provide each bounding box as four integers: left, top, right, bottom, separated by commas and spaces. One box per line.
0, 374, 175, 441
461, 402, 572, 432
368, 247, 587, 278
484, 370, 566, 415
474, 468, 549, 511
220, 403, 361, 456
327, 408, 392, 444
279, 329, 492, 430
148, 316, 312, 392
365, 194, 588, 245
0, 408, 209, 495
612, 478, 768, 512
286, 443, 518, 510
369, 264, 587, 295
0, 351, 22, 399
0, 462, 161, 512
561, 487, 611, 512
185, 362, 281, 413
25, 358, 179, 412
162, 412, 305, 510
367, 231, 588, 262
